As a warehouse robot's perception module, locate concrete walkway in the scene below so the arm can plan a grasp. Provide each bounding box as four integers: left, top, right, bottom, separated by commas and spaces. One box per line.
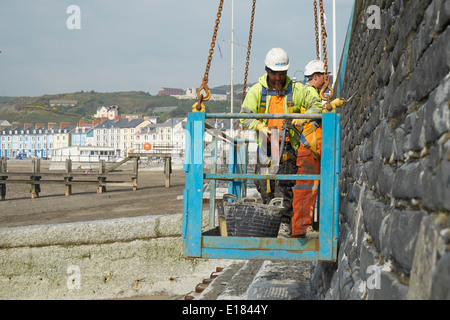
185, 260, 316, 300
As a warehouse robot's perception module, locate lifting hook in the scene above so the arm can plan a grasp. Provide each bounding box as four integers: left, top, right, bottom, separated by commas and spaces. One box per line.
192, 83, 211, 112
320, 79, 334, 111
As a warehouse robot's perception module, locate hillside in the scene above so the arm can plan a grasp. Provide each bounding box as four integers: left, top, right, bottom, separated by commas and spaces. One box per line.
0, 89, 240, 125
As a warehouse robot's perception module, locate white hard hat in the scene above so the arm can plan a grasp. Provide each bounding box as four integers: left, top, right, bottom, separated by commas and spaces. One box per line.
265, 48, 290, 71
304, 60, 325, 76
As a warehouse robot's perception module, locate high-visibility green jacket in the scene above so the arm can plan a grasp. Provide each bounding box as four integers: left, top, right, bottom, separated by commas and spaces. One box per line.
304, 82, 321, 103
240, 74, 324, 150
305, 82, 338, 112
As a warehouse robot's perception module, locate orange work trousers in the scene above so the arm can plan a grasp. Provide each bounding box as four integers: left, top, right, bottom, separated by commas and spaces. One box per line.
292, 127, 322, 236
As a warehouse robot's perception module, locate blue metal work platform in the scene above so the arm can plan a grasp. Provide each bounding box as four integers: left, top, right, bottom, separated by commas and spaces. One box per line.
182, 112, 341, 261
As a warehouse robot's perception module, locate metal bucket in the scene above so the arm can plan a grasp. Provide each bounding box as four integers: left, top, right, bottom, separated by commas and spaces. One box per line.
218, 194, 284, 238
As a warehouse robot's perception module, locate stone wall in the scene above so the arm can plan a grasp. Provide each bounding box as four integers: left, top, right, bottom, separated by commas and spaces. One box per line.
313, 0, 449, 300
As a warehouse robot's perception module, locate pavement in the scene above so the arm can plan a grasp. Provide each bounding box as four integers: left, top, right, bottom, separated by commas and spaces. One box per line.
183, 184, 317, 301
184, 259, 316, 300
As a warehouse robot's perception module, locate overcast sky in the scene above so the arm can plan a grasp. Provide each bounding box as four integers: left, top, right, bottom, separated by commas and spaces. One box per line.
0, 0, 354, 97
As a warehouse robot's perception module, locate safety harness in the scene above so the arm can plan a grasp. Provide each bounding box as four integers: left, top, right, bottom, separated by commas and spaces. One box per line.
259, 82, 294, 193
259, 81, 293, 113
260, 81, 320, 160
292, 122, 320, 159
257, 81, 321, 193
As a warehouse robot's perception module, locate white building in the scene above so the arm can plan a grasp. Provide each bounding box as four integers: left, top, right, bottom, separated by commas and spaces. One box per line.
94, 105, 120, 120
135, 118, 186, 155
51, 145, 116, 162
175, 87, 228, 101
92, 118, 151, 157
0, 120, 10, 130
0, 123, 73, 159
53, 125, 75, 150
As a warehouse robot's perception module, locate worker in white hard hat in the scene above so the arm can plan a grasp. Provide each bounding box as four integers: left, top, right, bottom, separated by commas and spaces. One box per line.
239, 48, 325, 238
303, 59, 346, 110
304, 60, 326, 96
289, 59, 326, 238
290, 59, 346, 238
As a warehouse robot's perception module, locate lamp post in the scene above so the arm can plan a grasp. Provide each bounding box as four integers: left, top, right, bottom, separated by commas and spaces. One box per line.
333, 0, 337, 82
231, 0, 234, 135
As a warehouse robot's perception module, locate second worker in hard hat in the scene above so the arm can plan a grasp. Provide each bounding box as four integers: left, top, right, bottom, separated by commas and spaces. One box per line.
290, 59, 345, 238
304, 60, 346, 110
290, 59, 326, 238
240, 48, 325, 238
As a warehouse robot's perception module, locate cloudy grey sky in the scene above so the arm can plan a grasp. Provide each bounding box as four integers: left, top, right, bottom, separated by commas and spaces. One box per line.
0, 0, 354, 97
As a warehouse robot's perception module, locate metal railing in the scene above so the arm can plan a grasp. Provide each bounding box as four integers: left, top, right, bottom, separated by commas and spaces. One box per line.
182, 112, 340, 261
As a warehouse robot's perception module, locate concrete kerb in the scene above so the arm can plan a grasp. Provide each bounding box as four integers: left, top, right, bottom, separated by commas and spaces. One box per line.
0, 213, 236, 300
0, 214, 181, 248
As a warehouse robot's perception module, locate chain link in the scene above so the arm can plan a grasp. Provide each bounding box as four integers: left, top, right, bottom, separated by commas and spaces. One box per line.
197, 0, 333, 111
318, 0, 334, 106
314, 0, 320, 60
319, 0, 329, 81
241, 0, 257, 104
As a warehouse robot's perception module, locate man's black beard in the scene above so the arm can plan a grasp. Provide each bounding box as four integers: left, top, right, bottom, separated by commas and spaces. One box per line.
267, 75, 286, 91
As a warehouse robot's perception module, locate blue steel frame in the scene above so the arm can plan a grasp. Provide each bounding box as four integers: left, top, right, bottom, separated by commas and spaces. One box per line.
182, 112, 341, 261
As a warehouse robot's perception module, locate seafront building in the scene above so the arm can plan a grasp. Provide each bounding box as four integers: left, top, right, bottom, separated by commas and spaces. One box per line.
0, 117, 190, 160
0, 123, 73, 159
135, 118, 186, 155
0, 116, 252, 161
71, 123, 95, 147
0, 89, 240, 160
0, 116, 246, 161
51, 145, 116, 162
92, 118, 152, 157
0, 84, 237, 160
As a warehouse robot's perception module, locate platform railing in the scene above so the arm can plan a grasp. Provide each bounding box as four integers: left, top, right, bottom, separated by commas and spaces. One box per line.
182, 112, 340, 261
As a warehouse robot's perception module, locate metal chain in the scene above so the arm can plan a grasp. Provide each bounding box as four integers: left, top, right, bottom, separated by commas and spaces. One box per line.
318, 0, 334, 107
197, 0, 224, 106
313, 0, 320, 60
319, 0, 329, 83
241, 0, 257, 104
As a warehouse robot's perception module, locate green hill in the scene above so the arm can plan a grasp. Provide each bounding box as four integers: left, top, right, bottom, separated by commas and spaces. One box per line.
0, 89, 239, 125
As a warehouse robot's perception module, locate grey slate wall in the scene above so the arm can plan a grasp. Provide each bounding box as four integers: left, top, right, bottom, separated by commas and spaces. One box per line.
313, 0, 449, 300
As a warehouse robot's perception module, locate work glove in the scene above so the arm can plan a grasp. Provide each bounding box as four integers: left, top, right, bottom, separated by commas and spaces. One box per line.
256, 122, 271, 136
330, 98, 346, 109
192, 102, 206, 112
292, 119, 307, 127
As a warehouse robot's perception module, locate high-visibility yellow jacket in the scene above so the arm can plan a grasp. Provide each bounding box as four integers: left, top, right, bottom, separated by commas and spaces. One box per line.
240, 74, 323, 150
304, 82, 322, 106
305, 82, 338, 112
